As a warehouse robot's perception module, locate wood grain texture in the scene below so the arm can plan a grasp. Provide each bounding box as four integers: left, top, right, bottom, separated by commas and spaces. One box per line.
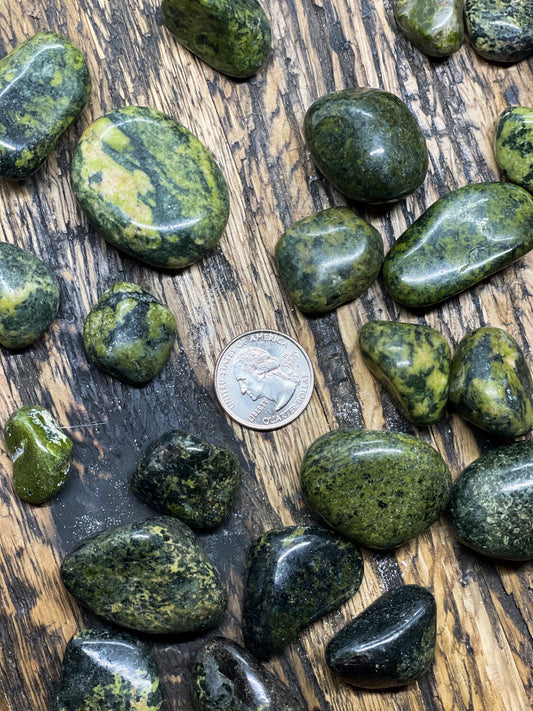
0, 0, 531, 709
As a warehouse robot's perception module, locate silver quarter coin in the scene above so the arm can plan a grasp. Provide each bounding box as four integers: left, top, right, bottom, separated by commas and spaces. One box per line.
214, 330, 314, 430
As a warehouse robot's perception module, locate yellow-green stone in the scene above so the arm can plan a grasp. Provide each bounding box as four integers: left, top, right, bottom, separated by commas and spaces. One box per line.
394, 0, 464, 57
465, 0, 533, 63
494, 106, 533, 193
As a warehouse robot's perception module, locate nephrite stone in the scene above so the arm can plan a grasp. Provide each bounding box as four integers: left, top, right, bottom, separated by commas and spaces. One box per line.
300, 430, 451, 549
0, 242, 60, 348
383, 182, 533, 307
4, 405, 73, 504
304, 88, 428, 204
394, 0, 464, 57
359, 321, 451, 425
242, 526, 364, 659
60, 516, 227, 634
191, 637, 306, 710
448, 441, 533, 561
131, 430, 241, 530
448, 326, 533, 437
465, 0, 533, 63
71, 106, 229, 268
325, 585, 436, 688
0, 32, 91, 179
55, 629, 162, 711
162, 0, 271, 78
83, 282, 177, 385
494, 106, 533, 193
275, 207, 384, 313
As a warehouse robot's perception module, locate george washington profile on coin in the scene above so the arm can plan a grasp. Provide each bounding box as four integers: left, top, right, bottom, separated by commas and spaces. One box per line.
233, 346, 300, 411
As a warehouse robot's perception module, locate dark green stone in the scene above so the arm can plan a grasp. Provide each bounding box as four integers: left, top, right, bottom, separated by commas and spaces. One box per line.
304, 88, 428, 204
0, 32, 91, 179
494, 106, 533, 193
242, 526, 364, 659
0, 241, 60, 348
394, 0, 464, 57
4, 405, 73, 504
55, 629, 162, 711
275, 207, 384, 314
383, 182, 533, 307
448, 441, 533, 561
162, 0, 271, 78
71, 106, 229, 268
465, 0, 533, 63
359, 321, 451, 425
448, 326, 533, 437
325, 585, 436, 688
60, 516, 227, 634
300, 430, 451, 549
83, 282, 177, 385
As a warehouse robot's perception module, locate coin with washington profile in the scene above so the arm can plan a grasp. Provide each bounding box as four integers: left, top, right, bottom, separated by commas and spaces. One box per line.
214, 330, 314, 430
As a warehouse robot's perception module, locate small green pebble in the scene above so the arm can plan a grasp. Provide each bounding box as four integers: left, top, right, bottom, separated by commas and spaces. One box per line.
494, 106, 533, 193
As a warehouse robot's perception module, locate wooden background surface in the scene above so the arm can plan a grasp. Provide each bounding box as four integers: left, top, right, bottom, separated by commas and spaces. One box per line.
0, 0, 532, 709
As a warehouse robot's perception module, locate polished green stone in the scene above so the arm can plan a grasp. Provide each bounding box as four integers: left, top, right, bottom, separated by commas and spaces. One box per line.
394, 0, 464, 57
71, 106, 229, 268
60, 516, 227, 634
162, 0, 271, 78
359, 321, 451, 425
300, 430, 451, 549
465, 0, 533, 63
448, 326, 533, 437
383, 182, 533, 307
494, 106, 533, 193
4, 405, 72, 504
83, 282, 177, 385
242, 526, 364, 659
0, 242, 60, 348
304, 88, 428, 204
0, 32, 91, 179
275, 207, 384, 313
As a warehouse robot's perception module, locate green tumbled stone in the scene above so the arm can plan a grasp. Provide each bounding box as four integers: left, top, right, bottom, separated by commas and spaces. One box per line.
304, 88, 428, 204
0, 32, 91, 179
394, 0, 464, 57
383, 182, 533, 308
60, 516, 227, 634
465, 0, 533, 63
494, 106, 533, 193
275, 207, 384, 314
83, 282, 177, 385
71, 106, 229, 268
448, 326, 533, 437
4, 405, 72, 504
162, 0, 271, 78
0, 242, 60, 348
300, 430, 451, 549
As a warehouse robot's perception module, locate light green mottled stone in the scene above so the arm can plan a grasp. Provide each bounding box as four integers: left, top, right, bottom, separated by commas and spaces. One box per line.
494, 106, 533, 193
465, 0, 533, 63
394, 0, 464, 57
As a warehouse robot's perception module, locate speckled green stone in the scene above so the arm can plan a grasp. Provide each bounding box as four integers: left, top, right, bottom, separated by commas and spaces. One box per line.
304, 88, 428, 204
394, 0, 464, 57
0, 32, 91, 179
359, 321, 451, 425
465, 0, 533, 63
83, 282, 176, 385
55, 629, 162, 711
60, 516, 227, 634
383, 182, 533, 307
448, 326, 533, 437
0, 242, 60, 348
242, 526, 364, 659
494, 106, 533, 193
4, 405, 72, 504
71, 106, 229, 268
162, 0, 271, 78
274, 207, 384, 314
300, 430, 451, 549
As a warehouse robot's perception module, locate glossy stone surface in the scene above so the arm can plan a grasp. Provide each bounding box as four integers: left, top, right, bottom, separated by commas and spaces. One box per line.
83, 282, 176, 385
60, 516, 227, 634
55, 629, 162, 711
0, 32, 91, 179
465, 0, 533, 63
448, 327, 533, 437
0, 241, 60, 348
326, 585, 436, 688
394, 0, 464, 57
304, 88, 428, 204
4, 405, 72, 504
72, 106, 229, 268
383, 182, 533, 307
162, 0, 271, 78
191, 637, 306, 710
242, 526, 364, 659
300, 430, 451, 549
275, 207, 384, 313
494, 106, 533, 193
359, 321, 451, 425
131, 430, 240, 530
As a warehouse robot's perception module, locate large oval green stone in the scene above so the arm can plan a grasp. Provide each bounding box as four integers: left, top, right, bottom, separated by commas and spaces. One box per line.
465, 0, 533, 63
394, 0, 464, 57
494, 106, 533, 193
